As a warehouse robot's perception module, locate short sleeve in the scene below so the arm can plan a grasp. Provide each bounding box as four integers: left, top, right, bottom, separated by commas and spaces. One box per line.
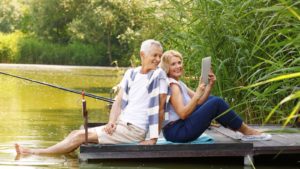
179, 81, 189, 90
159, 78, 168, 94
119, 69, 132, 90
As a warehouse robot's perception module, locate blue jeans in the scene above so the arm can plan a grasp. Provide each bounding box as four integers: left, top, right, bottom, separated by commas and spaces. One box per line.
163, 96, 243, 143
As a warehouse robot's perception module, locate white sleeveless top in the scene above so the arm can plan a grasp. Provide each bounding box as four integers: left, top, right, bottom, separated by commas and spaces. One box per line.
163, 78, 191, 126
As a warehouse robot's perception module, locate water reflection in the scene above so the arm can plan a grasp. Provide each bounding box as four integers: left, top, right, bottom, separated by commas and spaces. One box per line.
79, 158, 300, 169
0, 145, 78, 169
0, 64, 121, 169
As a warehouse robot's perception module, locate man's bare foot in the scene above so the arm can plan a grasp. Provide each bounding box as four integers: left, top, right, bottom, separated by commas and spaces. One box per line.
14, 153, 21, 160
15, 143, 32, 154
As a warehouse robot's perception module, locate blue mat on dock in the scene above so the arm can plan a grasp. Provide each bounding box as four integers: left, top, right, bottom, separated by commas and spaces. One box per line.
157, 133, 214, 144
110, 133, 214, 145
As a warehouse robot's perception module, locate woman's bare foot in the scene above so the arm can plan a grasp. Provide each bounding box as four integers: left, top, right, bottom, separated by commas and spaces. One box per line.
243, 127, 261, 135
236, 123, 272, 141
15, 144, 32, 154
238, 123, 261, 135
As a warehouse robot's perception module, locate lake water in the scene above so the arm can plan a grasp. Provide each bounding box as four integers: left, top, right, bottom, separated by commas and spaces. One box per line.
0, 64, 298, 169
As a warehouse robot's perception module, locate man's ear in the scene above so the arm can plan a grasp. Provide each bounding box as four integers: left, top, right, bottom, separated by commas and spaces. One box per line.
140, 51, 145, 61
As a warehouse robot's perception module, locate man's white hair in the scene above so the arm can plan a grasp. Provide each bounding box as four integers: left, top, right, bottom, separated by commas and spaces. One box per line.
140, 39, 163, 54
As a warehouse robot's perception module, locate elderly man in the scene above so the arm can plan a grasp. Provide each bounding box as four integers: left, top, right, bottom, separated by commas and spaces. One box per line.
15, 39, 168, 154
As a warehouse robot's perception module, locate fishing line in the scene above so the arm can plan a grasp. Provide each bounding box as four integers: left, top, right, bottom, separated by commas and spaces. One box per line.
0, 71, 114, 103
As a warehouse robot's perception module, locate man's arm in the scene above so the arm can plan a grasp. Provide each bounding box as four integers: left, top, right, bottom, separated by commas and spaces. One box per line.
158, 94, 167, 133
139, 93, 167, 145
104, 89, 123, 135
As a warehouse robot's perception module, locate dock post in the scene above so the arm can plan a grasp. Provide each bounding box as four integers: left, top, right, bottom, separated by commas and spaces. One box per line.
244, 154, 254, 166
82, 90, 88, 145
79, 155, 88, 163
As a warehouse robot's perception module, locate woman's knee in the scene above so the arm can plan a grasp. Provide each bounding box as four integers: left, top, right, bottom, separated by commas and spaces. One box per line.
210, 96, 227, 105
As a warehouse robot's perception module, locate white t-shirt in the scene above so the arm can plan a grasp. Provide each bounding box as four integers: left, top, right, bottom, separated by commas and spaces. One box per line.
119, 71, 168, 130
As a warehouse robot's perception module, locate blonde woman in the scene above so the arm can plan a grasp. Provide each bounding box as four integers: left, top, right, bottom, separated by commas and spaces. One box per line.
159, 50, 271, 142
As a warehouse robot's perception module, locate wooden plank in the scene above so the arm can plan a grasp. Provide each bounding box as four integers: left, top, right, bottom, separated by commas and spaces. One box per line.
253, 145, 300, 155
253, 132, 300, 155
272, 133, 299, 145
210, 126, 240, 140
253, 135, 286, 147
205, 128, 237, 143
210, 125, 300, 155
79, 143, 253, 161
253, 132, 300, 148
79, 123, 300, 161
213, 125, 300, 146
80, 150, 241, 161
286, 134, 300, 144
80, 143, 252, 153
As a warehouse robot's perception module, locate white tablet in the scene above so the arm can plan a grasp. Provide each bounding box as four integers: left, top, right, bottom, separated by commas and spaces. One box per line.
201, 56, 211, 85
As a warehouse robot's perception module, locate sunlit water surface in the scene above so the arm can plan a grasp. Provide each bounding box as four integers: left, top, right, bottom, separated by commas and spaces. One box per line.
0, 64, 120, 169
0, 64, 298, 169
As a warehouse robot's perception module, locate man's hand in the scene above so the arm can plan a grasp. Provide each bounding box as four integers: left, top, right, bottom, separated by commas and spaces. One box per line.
103, 122, 116, 135
139, 138, 157, 145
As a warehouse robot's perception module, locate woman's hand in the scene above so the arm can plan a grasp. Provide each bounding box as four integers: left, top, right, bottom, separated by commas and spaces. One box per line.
195, 82, 206, 99
208, 69, 216, 87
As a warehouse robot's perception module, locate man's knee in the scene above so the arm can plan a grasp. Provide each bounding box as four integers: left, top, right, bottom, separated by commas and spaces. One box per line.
69, 130, 86, 144
69, 130, 79, 135
68, 129, 82, 137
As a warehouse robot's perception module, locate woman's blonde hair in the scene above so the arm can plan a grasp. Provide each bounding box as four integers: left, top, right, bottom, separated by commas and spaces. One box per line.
159, 50, 183, 74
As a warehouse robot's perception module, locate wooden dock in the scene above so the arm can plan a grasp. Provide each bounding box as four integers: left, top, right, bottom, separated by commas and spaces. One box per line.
79, 124, 300, 165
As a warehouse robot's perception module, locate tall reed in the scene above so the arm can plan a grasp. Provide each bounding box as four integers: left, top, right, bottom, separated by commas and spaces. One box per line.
156, 0, 300, 124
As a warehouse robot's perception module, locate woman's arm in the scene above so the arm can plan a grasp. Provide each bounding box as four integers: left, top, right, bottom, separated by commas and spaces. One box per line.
197, 85, 212, 105
186, 85, 211, 105
187, 70, 217, 105
170, 83, 205, 120
197, 70, 217, 104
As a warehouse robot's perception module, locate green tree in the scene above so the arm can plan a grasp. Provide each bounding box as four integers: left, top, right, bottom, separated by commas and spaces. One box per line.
67, 0, 161, 65
23, 0, 161, 65
28, 0, 84, 43
0, 0, 25, 32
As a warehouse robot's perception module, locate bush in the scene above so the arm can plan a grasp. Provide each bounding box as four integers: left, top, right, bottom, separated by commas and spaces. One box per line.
0, 32, 109, 66
0, 31, 24, 63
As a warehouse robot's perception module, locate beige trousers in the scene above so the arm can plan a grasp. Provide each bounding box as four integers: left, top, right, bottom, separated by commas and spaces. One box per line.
92, 120, 146, 144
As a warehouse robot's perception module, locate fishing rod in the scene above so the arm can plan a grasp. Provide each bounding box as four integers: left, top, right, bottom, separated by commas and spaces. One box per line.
0, 71, 114, 103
